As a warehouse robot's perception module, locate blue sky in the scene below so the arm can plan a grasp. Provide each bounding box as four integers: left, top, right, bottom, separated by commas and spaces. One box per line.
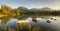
0, 0, 60, 10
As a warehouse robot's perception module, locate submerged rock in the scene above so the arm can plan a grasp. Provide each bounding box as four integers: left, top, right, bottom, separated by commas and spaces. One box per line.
47, 20, 51, 23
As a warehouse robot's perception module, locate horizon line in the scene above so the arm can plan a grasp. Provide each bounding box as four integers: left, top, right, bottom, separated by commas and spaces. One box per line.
0, 4, 60, 10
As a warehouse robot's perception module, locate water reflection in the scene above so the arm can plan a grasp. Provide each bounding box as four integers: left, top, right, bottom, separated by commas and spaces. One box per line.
0, 16, 60, 31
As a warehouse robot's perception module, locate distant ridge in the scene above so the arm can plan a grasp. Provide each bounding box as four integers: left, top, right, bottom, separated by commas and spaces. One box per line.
40, 7, 53, 11
17, 6, 28, 10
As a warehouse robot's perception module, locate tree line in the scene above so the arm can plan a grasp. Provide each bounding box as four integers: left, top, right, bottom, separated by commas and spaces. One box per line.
0, 5, 60, 23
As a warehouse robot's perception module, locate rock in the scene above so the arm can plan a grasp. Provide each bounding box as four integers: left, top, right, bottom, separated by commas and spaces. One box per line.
47, 20, 51, 23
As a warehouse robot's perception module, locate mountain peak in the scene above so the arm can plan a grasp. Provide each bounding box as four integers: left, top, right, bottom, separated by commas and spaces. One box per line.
40, 7, 53, 11
29, 7, 53, 11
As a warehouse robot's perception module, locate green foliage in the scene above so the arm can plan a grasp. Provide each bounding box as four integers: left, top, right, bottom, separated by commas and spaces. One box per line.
0, 5, 23, 23
0, 5, 60, 23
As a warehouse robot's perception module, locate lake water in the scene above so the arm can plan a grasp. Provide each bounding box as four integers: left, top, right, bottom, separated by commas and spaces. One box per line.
0, 16, 60, 31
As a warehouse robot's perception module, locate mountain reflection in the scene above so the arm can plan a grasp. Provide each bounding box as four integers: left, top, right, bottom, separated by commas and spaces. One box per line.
0, 16, 60, 31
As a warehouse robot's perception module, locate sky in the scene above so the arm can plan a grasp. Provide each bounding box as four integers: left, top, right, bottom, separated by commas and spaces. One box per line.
0, 0, 60, 10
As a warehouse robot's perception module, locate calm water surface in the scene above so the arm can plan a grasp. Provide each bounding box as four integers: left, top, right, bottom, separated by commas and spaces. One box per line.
0, 16, 60, 31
